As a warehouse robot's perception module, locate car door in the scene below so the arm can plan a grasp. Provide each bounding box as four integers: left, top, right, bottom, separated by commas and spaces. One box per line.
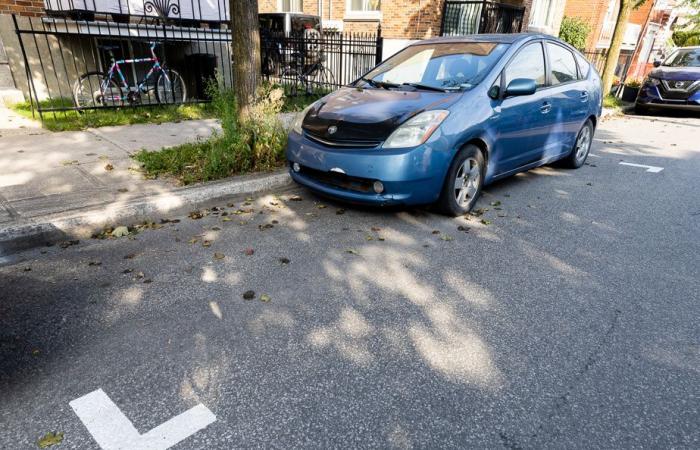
491, 41, 554, 173
544, 42, 589, 155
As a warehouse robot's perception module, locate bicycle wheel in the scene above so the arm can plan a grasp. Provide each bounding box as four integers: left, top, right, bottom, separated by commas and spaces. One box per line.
155, 69, 186, 104
281, 67, 304, 97
74, 71, 123, 109
309, 66, 336, 96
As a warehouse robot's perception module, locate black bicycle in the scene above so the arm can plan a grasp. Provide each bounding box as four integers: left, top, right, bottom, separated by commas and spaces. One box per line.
281, 49, 336, 97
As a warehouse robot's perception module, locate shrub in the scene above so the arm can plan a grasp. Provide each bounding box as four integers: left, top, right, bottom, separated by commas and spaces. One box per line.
559, 17, 591, 51
134, 83, 287, 184
625, 78, 642, 89
672, 30, 700, 47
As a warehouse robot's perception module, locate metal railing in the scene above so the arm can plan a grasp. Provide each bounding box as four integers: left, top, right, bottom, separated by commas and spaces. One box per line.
10, 2, 382, 120
441, 0, 524, 36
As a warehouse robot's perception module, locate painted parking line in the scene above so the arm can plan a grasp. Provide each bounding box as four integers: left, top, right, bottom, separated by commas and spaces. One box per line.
70, 389, 216, 450
619, 162, 664, 173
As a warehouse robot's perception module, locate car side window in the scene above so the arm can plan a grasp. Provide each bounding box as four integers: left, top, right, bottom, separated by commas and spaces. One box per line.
575, 53, 590, 79
547, 43, 578, 85
505, 42, 546, 89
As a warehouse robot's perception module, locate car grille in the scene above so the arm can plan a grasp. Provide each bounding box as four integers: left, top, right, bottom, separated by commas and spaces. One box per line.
659, 79, 699, 100
304, 130, 382, 148
298, 165, 375, 193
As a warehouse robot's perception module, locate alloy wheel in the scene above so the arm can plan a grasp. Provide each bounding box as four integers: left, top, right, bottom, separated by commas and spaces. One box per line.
454, 157, 481, 207
575, 125, 592, 162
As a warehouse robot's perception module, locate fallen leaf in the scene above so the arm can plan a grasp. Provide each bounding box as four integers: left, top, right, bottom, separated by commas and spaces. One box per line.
279, 257, 290, 264
336, 209, 345, 215
59, 240, 79, 249
490, 200, 501, 207
259, 294, 271, 302
122, 268, 133, 274
244, 248, 254, 256
88, 261, 101, 266
440, 234, 454, 241
366, 235, 374, 241
202, 240, 212, 248
111, 226, 129, 237
117, 188, 128, 193
104, 163, 114, 171
371, 227, 381, 232
288, 195, 303, 201
188, 238, 199, 244
345, 248, 359, 255
188, 211, 204, 219
481, 219, 491, 225
242, 290, 255, 300
211, 226, 221, 231
37, 431, 63, 448
23, 266, 31, 272
222, 217, 232, 222
143, 279, 153, 284
317, 204, 327, 209
32, 349, 40, 356
457, 225, 470, 232
213, 252, 225, 260
431, 230, 440, 235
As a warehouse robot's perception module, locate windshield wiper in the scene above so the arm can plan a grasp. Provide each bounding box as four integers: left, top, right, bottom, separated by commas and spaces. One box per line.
402, 82, 447, 92
360, 77, 398, 89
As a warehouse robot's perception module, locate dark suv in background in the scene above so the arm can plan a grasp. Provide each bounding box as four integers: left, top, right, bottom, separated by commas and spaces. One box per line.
635, 46, 700, 114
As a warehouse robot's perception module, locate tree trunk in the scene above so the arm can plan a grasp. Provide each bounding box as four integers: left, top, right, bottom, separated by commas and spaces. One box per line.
601, 0, 634, 96
230, 0, 261, 118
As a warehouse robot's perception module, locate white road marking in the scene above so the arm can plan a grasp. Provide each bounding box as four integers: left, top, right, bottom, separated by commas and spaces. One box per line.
69, 389, 216, 450
618, 162, 664, 173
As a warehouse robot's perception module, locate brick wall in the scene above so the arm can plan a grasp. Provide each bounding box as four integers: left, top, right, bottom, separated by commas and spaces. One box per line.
0, 0, 44, 17
261, 0, 531, 39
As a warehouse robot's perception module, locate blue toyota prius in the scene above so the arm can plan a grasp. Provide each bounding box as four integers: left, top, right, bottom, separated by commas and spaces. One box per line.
286, 33, 602, 216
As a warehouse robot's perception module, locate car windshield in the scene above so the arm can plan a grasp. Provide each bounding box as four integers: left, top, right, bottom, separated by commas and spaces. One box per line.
360, 42, 509, 92
662, 48, 700, 68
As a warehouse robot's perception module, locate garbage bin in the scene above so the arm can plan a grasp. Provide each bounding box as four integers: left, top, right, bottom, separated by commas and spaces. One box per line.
187, 53, 217, 100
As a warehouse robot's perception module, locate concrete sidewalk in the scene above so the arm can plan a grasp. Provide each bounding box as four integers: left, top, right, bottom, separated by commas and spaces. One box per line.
0, 111, 292, 254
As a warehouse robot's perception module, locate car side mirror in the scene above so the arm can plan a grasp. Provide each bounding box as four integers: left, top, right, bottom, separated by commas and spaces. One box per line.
505, 78, 537, 97
653, 60, 661, 68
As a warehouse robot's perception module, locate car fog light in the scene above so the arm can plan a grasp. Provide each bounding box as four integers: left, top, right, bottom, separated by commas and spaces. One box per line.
292, 162, 301, 172
373, 181, 384, 194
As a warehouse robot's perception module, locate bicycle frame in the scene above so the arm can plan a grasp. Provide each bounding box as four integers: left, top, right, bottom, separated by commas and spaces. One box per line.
101, 42, 171, 101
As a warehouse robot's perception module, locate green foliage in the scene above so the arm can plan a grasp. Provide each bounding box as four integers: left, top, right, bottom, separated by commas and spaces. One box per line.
11, 98, 214, 132
603, 94, 623, 109
559, 16, 592, 51
134, 84, 287, 184
672, 30, 700, 47
625, 78, 642, 88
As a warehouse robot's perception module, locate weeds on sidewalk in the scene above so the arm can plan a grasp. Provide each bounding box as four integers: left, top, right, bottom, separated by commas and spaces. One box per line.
11, 98, 214, 132
133, 85, 286, 185
603, 94, 623, 109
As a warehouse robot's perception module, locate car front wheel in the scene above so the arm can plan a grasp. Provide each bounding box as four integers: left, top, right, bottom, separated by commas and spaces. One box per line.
436, 145, 484, 216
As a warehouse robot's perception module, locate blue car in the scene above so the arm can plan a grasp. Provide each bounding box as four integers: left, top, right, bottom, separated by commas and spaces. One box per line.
635, 46, 700, 114
286, 34, 602, 215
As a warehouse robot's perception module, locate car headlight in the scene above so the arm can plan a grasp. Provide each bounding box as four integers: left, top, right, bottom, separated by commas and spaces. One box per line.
292, 101, 318, 135
645, 76, 661, 86
383, 110, 449, 149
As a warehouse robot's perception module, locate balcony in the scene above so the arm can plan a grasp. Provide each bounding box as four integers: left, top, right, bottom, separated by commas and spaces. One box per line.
440, 0, 525, 36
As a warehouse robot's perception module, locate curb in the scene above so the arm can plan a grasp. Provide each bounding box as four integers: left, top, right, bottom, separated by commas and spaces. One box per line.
0, 170, 292, 256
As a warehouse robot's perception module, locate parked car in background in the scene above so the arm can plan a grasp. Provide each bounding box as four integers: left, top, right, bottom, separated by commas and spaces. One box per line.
259, 12, 322, 77
286, 34, 602, 216
635, 46, 700, 114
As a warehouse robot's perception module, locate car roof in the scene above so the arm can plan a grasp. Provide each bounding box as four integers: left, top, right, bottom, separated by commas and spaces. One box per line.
415, 33, 550, 46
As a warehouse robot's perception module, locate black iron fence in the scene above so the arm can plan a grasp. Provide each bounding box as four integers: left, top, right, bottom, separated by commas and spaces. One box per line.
441, 0, 524, 36
11, 4, 381, 120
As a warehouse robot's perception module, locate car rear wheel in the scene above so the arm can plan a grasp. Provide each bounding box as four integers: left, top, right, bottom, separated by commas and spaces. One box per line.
561, 119, 593, 169
436, 145, 484, 216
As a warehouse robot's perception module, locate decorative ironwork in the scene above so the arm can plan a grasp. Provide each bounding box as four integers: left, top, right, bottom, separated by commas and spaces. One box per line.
143, 0, 180, 19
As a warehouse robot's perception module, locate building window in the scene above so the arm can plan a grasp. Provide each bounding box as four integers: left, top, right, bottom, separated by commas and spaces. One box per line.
529, 0, 557, 30
346, 0, 381, 20
597, 0, 619, 48
279, 0, 302, 12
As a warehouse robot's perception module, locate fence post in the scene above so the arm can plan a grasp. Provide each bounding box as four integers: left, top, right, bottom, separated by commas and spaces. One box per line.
12, 14, 43, 122
375, 24, 383, 66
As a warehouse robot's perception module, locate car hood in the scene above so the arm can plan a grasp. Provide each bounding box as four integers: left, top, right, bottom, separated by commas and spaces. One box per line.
302, 87, 461, 143
649, 66, 700, 81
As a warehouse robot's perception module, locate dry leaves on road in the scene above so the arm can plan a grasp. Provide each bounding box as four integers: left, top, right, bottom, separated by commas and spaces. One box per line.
37, 432, 64, 448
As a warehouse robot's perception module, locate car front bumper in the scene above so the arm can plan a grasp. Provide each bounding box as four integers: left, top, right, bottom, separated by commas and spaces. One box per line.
636, 84, 700, 111
285, 131, 451, 206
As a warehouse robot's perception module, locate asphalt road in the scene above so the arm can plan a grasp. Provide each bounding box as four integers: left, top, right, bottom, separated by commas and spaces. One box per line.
1, 113, 699, 449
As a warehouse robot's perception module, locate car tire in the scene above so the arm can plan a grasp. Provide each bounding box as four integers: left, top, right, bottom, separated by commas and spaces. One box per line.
561, 119, 594, 169
435, 145, 485, 216
634, 103, 649, 115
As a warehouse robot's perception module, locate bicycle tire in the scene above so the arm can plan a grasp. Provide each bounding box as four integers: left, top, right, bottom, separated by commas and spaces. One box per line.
73, 71, 123, 109
281, 67, 304, 97
155, 69, 187, 104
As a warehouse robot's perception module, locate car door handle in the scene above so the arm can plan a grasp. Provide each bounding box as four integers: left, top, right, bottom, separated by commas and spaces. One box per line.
540, 102, 552, 114
580, 91, 589, 102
